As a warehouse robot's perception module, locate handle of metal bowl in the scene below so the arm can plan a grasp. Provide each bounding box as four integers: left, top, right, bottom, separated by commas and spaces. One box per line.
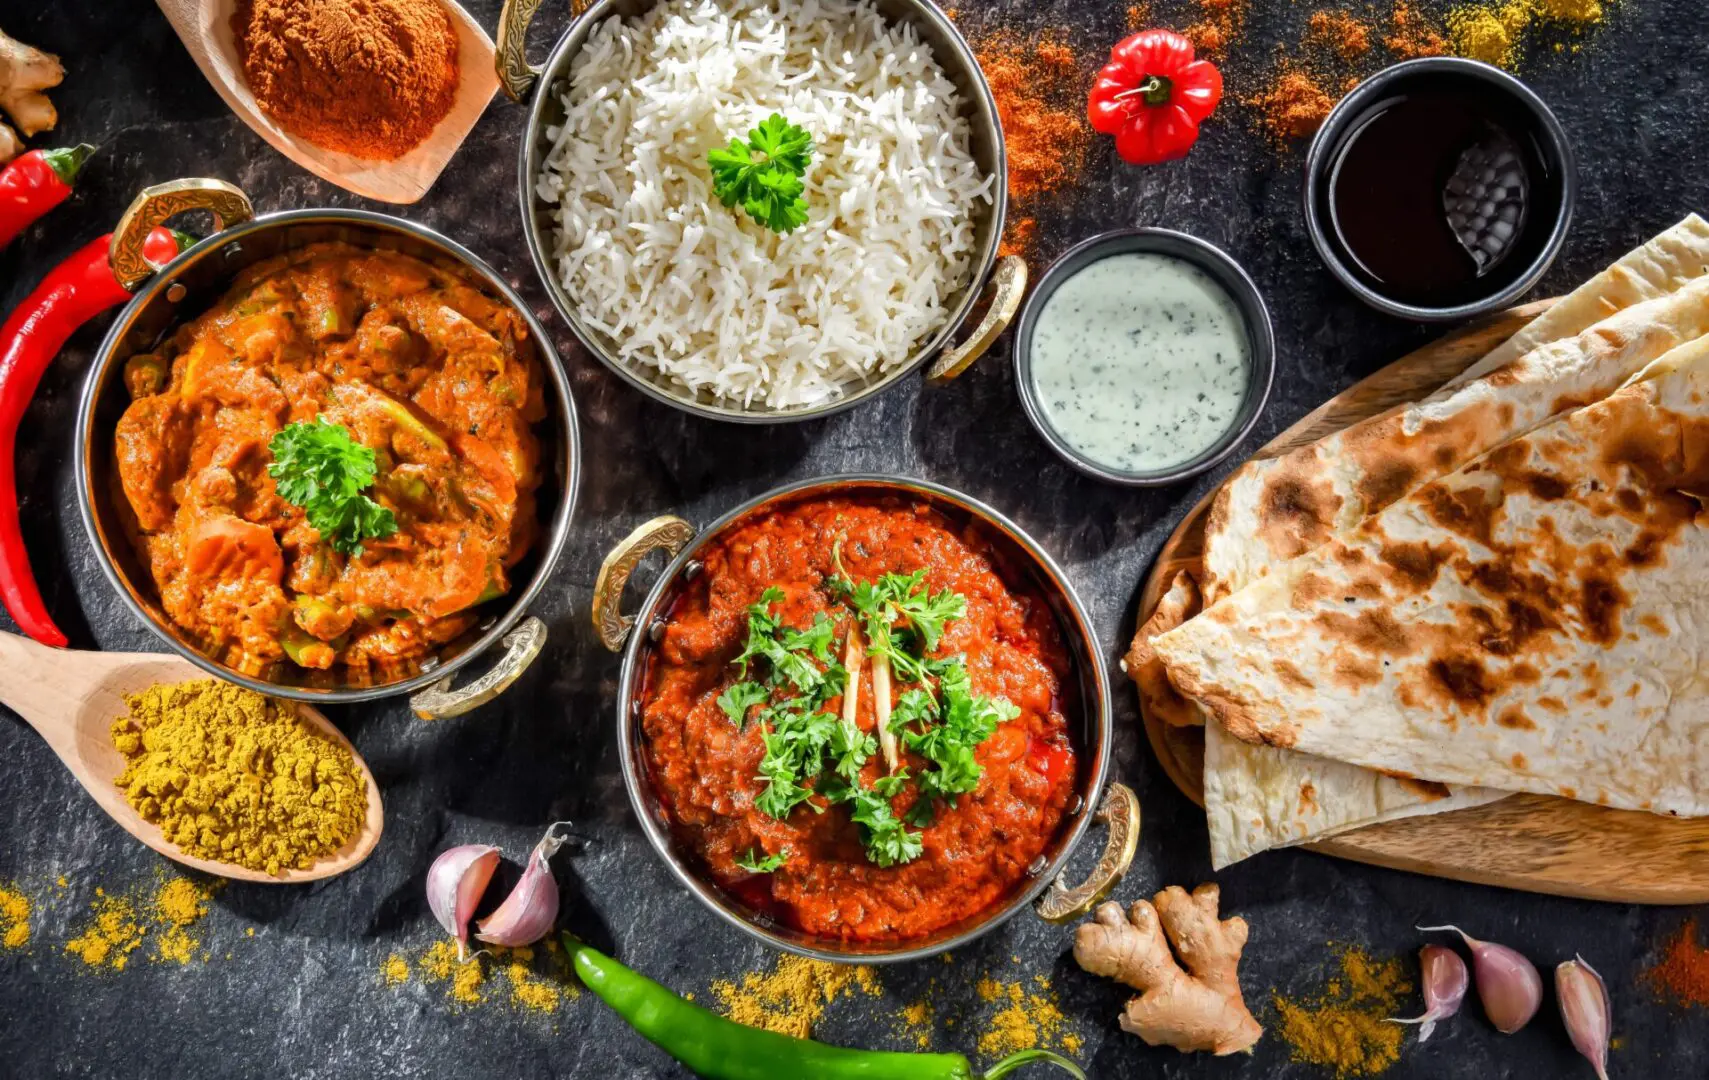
110, 179, 254, 292
1033, 782, 1141, 924
410, 616, 549, 720
926, 254, 1028, 383
592, 515, 698, 653
495, 0, 549, 104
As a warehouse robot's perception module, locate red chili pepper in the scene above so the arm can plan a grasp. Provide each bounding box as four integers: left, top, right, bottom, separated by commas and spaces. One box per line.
1088, 30, 1223, 166
0, 145, 95, 249
0, 226, 187, 646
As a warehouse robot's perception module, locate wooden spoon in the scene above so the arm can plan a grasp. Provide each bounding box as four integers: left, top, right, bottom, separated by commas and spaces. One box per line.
0, 632, 383, 884
154, 0, 499, 204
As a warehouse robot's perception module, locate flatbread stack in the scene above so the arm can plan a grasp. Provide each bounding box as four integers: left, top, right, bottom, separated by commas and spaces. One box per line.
1127, 215, 1709, 868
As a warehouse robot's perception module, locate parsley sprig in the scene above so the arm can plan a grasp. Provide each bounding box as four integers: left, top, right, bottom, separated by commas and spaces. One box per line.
716, 567, 1019, 869
267, 418, 398, 557
735, 847, 789, 874
708, 114, 814, 234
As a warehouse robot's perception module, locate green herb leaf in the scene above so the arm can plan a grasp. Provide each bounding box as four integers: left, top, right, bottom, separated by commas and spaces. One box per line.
267, 418, 398, 556
735, 847, 789, 874
707, 113, 814, 234
717, 681, 770, 728
819, 773, 924, 868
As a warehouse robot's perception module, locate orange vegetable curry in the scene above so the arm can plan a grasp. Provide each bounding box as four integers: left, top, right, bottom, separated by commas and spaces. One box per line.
641, 496, 1080, 944
114, 242, 545, 674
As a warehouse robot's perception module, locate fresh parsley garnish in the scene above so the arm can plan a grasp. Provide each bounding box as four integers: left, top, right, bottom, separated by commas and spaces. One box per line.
267, 418, 398, 556
708, 114, 814, 234
735, 847, 789, 874
719, 566, 1019, 871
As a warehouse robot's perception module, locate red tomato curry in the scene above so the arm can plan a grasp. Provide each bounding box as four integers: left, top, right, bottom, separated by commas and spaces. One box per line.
114, 243, 545, 674
641, 496, 1080, 944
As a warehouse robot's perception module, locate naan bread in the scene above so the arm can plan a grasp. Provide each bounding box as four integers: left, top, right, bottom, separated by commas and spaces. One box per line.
1449, 214, 1709, 388
1178, 224, 1709, 866
1123, 571, 1202, 729
1156, 339, 1709, 817
1202, 273, 1709, 600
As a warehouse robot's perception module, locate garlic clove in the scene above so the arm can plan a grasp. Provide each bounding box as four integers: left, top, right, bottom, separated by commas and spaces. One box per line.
1418, 925, 1542, 1034
1557, 955, 1612, 1080
1388, 943, 1469, 1042
475, 823, 570, 949
427, 845, 500, 961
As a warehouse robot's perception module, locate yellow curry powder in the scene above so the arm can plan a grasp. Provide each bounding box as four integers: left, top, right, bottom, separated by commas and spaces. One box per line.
1274, 946, 1412, 1078
112, 680, 367, 876
151, 877, 218, 965
381, 953, 411, 986
711, 956, 882, 1039
975, 974, 1082, 1058
421, 939, 487, 1005
0, 884, 30, 949
1447, 0, 1608, 67
65, 890, 147, 970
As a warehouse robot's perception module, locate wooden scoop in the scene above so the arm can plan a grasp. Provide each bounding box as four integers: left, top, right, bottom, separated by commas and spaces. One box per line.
0, 632, 383, 884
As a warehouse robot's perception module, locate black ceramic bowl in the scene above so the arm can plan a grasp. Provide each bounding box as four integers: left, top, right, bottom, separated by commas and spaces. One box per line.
1304, 57, 1577, 322
1012, 228, 1276, 487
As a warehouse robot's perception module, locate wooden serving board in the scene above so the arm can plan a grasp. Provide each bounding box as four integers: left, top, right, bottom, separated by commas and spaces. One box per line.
1138, 297, 1709, 905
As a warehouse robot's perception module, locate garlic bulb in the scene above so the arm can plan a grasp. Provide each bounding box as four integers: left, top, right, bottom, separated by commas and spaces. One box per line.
426, 845, 500, 960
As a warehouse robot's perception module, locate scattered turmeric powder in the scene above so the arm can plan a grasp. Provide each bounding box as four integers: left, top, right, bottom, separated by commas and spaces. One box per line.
65, 892, 146, 970
900, 997, 935, 1048
112, 679, 367, 876
1273, 945, 1411, 1078
150, 876, 218, 965
974, 972, 1083, 1058
381, 952, 410, 986
421, 939, 487, 1005
711, 955, 882, 1039
0, 883, 30, 949
1446, 0, 1609, 68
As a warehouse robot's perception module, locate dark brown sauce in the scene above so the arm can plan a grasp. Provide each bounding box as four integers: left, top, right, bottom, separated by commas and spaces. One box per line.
1325, 89, 1559, 308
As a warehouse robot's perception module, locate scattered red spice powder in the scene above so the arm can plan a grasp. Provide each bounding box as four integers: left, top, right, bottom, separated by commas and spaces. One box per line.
1307, 10, 1373, 60
1125, 3, 1152, 31
1648, 918, 1709, 1007
972, 31, 1086, 257
1385, 1, 1449, 59
999, 217, 1038, 259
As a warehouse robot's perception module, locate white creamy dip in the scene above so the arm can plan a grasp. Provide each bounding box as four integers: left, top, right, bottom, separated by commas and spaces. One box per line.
1029, 252, 1251, 474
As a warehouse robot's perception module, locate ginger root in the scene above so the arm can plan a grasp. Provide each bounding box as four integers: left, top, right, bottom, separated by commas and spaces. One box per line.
0, 28, 63, 140
1073, 883, 1263, 1055
0, 121, 20, 165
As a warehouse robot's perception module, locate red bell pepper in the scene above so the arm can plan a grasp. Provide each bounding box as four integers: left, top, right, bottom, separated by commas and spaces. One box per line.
0, 226, 188, 646
1088, 30, 1223, 166
0, 145, 94, 249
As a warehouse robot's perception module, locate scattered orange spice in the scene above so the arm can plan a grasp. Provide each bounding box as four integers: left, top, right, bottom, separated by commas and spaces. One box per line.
1251, 68, 1338, 143
1386, 1, 1450, 57
1308, 10, 1373, 59
972, 30, 1086, 259
1000, 217, 1038, 259
1126, 3, 1151, 31
1185, 0, 1248, 55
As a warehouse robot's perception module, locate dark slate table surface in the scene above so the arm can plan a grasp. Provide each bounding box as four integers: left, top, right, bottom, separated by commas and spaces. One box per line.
2, 0, 1704, 1077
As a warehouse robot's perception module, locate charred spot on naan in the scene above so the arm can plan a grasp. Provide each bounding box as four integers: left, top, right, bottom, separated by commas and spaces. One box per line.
1426, 654, 1495, 714
1254, 459, 1341, 562
1377, 539, 1456, 591
1497, 705, 1536, 731
1125, 570, 1204, 728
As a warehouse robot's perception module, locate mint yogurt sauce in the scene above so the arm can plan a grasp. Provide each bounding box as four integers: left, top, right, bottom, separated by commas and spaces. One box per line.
1030, 253, 1251, 473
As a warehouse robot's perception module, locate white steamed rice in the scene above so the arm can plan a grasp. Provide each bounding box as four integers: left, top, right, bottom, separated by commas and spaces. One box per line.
536, 0, 993, 409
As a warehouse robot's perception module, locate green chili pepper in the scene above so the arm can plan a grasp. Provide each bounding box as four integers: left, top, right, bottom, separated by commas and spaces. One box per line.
569, 939, 1086, 1080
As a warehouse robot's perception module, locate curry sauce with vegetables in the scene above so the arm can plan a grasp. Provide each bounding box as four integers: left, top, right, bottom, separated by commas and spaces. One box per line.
114, 242, 545, 674
641, 496, 1079, 944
